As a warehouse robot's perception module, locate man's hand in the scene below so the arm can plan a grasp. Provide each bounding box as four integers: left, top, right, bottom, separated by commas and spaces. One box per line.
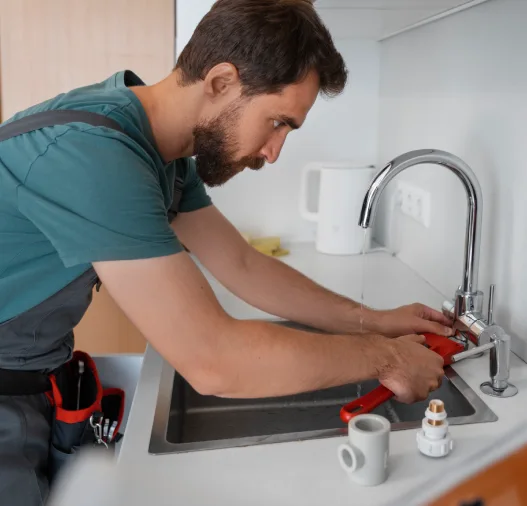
378, 334, 446, 403
368, 303, 454, 338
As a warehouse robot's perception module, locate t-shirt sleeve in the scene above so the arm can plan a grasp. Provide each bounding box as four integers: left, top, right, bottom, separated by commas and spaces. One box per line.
17, 127, 183, 268
177, 157, 212, 213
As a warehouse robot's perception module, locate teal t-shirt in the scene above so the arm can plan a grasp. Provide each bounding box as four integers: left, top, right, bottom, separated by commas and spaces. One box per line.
0, 70, 212, 322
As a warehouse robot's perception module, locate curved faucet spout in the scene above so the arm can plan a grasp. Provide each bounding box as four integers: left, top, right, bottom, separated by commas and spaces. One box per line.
359, 149, 482, 295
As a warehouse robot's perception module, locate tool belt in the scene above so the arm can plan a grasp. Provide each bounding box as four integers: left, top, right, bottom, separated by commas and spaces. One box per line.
0, 368, 52, 395
0, 351, 125, 485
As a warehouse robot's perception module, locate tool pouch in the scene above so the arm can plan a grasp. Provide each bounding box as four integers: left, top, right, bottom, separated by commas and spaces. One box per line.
47, 350, 125, 485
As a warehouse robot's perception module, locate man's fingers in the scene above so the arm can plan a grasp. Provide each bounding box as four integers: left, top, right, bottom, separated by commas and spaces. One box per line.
418, 318, 453, 336
420, 304, 454, 327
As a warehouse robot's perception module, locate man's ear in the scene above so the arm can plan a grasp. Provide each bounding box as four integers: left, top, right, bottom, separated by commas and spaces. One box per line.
202, 63, 241, 102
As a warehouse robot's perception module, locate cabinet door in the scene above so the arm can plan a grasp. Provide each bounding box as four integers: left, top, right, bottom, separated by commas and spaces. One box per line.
0, 0, 174, 353
0, 0, 174, 118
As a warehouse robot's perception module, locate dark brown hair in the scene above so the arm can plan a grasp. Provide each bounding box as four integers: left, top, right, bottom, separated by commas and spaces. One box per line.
175, 0, 348, 97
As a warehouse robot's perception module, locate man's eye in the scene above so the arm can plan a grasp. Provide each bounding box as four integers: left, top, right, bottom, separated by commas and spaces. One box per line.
273, 120, 284, 129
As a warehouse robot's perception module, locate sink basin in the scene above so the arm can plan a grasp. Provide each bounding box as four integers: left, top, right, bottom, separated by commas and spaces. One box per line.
149, 320, 498, 455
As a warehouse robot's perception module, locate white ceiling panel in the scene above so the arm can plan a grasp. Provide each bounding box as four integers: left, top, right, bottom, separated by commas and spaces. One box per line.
314, 0, 490, 40
314, 0, 472, 8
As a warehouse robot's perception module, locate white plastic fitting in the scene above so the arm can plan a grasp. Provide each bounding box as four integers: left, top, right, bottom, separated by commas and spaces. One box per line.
416, 399, 454, 458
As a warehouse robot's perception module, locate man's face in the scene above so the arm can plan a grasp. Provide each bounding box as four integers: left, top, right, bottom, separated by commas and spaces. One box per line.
194, 70, 319, 187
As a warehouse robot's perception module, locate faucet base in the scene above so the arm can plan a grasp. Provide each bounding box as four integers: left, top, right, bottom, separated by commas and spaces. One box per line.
480, 381, 518, 398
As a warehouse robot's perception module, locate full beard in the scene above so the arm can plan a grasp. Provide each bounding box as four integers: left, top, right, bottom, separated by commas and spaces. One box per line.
193, 102, 265, 187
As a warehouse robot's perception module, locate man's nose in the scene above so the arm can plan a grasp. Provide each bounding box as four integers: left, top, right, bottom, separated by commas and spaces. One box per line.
260, 133, 287, 164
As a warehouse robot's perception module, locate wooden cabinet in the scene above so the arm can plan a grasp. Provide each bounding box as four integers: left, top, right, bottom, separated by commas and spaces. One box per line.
74, 285, 148, 354
430, 442, 527, 506
0, 0, 174, 119
0, 0, 175, 353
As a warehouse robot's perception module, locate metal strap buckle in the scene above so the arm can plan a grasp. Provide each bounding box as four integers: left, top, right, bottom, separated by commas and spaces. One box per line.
90, 412, 109, 449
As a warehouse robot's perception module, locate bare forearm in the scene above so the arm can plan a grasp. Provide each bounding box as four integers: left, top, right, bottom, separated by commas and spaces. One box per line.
173, 208, 384, 335
226, 250, 373, 334
213, 319, 389, 398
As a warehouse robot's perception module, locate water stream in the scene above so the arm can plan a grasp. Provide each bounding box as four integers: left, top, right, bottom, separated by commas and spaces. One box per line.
359, 228, 369, 334
357, 229, 370, 399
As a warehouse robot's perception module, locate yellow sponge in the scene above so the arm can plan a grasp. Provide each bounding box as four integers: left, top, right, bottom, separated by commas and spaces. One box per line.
243, 235, 289, 257
270, 247, 290, 257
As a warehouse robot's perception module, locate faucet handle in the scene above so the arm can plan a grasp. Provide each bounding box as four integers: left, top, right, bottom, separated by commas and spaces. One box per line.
451, 342, 495, 363
488, 284, 495, 325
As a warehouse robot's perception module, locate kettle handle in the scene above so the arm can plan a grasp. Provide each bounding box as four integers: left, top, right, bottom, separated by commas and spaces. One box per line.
299, 163, 321, 223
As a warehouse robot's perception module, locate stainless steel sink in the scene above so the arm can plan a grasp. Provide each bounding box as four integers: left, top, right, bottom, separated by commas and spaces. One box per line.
149, 320, 498, 455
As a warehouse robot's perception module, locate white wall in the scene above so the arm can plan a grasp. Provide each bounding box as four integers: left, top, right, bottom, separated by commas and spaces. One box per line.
376, 0, 527, 360
176, 2, 380, 242
175, 1, 214, 58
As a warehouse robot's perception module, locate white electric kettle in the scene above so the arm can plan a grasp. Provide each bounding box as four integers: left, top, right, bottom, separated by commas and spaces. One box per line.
299, 162, 376, 255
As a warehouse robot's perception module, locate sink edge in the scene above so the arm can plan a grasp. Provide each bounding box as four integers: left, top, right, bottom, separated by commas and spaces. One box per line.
148, 361, 498, 455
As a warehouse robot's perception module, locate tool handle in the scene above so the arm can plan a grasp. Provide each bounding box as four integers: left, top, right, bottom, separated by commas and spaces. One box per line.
340, 385, 394, 423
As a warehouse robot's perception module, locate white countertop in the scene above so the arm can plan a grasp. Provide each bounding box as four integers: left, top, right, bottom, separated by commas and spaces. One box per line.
49, 243, 527, 506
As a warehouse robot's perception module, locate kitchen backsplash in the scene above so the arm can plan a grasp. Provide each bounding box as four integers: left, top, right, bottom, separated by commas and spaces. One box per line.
374, 0, 527, 361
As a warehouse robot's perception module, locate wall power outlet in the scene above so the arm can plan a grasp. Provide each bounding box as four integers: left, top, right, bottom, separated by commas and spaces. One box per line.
395, 181, 431, 228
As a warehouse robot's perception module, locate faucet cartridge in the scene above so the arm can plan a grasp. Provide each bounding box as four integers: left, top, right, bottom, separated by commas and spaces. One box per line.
416, 400, 454, 458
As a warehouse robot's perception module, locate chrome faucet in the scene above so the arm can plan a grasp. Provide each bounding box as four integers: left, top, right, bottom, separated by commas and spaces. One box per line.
359, 149, 517, 398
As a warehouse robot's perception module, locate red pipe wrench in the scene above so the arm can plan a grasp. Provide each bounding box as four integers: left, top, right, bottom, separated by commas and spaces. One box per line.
340, 333, 464, 424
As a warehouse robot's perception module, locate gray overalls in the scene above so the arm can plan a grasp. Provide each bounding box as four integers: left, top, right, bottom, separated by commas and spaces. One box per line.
0, 111, 183, 505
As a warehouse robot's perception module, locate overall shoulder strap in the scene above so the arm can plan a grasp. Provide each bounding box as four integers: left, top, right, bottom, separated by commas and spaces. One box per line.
0, 110, 125, 142
168, 174, 185, 223
0, 109, 183, 217
0, 109, 185, 300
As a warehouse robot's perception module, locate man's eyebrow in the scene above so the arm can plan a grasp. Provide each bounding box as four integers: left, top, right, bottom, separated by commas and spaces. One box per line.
279, 115, 301, 130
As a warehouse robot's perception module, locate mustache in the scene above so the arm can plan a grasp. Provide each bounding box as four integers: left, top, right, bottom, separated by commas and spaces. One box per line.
240, 157, 266, 171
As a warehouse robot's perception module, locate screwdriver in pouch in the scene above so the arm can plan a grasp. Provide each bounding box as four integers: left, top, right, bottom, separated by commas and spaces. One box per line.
77, 360, 84, 411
